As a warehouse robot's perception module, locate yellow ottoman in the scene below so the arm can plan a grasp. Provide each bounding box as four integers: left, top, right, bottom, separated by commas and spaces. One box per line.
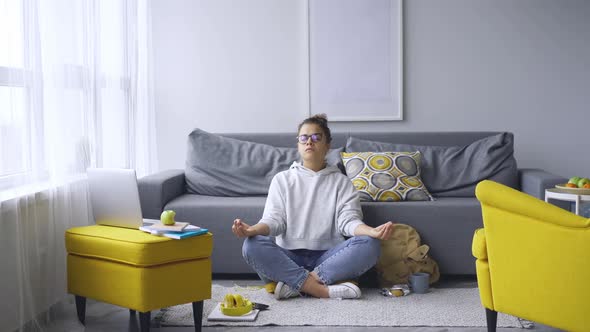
65, 225, 213, 332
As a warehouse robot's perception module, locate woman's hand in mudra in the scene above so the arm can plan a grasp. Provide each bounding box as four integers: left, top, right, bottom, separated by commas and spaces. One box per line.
232, 219, 254, 238
369, 221, 395, 240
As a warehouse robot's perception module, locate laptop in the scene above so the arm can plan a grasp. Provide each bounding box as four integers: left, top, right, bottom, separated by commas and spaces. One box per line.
87, 168, 154, 228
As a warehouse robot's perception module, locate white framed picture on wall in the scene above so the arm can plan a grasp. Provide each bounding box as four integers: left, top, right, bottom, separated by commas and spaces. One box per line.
309, 0, 403, 121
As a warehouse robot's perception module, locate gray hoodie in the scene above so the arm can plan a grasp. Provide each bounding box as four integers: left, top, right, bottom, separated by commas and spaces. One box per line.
258, 161, 365, 250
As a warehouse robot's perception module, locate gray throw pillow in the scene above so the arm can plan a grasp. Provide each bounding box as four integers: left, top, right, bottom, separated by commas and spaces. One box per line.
345, 133, 518, 197
186, 129, 344, 196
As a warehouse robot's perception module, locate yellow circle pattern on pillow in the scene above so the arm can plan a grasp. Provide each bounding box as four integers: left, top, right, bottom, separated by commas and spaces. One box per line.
378, 190, 402, 202
353, 177, 369, 190
368, 154, 392, 171
341, 151, 434, 202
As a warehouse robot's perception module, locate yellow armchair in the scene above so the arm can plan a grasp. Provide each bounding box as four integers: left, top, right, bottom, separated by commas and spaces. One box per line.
473, 180, 590, 332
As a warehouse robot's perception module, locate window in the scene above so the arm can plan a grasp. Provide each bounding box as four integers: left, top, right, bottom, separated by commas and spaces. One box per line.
0, 0, 136, 191
0, 0, 30, 188
98, 0, 131, 168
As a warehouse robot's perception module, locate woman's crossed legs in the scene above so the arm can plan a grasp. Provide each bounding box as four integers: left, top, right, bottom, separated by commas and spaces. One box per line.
242, 235, 380, 298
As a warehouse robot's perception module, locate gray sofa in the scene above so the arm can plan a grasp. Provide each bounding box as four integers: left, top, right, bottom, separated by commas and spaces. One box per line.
138, 131, 565, 275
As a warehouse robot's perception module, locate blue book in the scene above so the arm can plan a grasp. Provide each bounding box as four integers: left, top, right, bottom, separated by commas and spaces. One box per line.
163, 228, 208, 240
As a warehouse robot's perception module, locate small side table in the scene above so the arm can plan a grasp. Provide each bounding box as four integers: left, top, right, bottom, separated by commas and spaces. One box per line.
545, 188, 590, 215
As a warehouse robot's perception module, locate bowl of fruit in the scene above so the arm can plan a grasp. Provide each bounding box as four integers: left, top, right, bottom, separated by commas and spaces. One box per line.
555, 176, 590, 194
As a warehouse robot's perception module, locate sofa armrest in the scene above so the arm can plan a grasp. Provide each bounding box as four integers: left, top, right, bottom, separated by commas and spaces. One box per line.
138, 169, 186, 219
518, 168, 566, 200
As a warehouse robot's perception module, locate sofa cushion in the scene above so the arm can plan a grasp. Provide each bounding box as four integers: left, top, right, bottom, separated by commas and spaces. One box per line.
185, 128, 344, 196
345, 132, 518, 197
341, 151, 433, 201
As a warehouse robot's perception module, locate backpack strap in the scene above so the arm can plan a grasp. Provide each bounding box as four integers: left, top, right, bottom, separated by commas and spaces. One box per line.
407, 244, 429, 261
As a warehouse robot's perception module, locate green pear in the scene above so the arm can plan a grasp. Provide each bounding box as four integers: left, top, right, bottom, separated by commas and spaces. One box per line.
569, 176, 581, 185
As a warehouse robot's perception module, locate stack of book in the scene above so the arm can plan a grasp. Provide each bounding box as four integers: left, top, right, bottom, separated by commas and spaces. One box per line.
140, 221, 208, 239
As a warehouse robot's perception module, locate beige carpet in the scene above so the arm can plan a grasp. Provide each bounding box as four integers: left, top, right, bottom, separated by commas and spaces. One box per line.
156, 284, 532, 328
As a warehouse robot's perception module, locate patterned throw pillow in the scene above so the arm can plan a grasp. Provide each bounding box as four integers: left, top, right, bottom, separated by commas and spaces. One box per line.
341, 151, 434, 202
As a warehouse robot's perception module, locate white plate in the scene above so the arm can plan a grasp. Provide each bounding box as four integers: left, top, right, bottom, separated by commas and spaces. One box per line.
555, 184, 590, 195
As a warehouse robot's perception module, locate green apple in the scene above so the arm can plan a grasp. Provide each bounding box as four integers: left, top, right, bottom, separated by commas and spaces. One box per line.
160, 210, 176, 225
578, 178, 590, 188
568, 176, 581, 185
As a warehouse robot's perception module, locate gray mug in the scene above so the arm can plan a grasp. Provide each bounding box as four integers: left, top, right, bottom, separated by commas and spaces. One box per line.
409, 272, 430, 294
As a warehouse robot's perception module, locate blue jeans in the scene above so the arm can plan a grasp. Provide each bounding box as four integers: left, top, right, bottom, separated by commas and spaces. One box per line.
242, 235, 380, 291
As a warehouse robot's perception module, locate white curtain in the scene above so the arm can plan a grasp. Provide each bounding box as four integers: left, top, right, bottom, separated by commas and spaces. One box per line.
0, 0, 156, 330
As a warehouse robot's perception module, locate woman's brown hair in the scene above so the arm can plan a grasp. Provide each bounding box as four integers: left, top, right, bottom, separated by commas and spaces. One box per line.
297, 114, 332, 143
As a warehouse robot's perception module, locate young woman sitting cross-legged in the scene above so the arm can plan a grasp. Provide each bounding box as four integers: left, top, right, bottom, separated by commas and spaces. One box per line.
231, 114, 395, 300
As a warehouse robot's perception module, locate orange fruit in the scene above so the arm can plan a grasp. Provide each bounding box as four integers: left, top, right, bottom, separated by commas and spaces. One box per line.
566, 183, 578, 188
584, 184, 590, 189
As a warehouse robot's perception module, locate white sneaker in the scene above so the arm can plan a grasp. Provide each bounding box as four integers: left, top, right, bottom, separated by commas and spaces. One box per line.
274, 281, 301, 300
328, 282, 362, 299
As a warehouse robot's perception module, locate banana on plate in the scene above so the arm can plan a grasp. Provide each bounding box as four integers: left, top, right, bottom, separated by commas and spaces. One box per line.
220, 293, 253, 316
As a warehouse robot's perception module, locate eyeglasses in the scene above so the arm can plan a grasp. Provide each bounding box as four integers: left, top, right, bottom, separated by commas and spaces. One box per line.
296, 133, 323, 144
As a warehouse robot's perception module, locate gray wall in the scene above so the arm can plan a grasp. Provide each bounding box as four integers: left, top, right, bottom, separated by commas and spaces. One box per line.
152, 0, 590, 178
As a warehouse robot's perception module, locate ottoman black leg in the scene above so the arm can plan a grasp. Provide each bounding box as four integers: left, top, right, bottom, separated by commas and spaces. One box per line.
192, 301, 204, 332
129, 309, 136, 315
75, 295, 86, 325
485, 308, 497, 332
139, 311, 151, 332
